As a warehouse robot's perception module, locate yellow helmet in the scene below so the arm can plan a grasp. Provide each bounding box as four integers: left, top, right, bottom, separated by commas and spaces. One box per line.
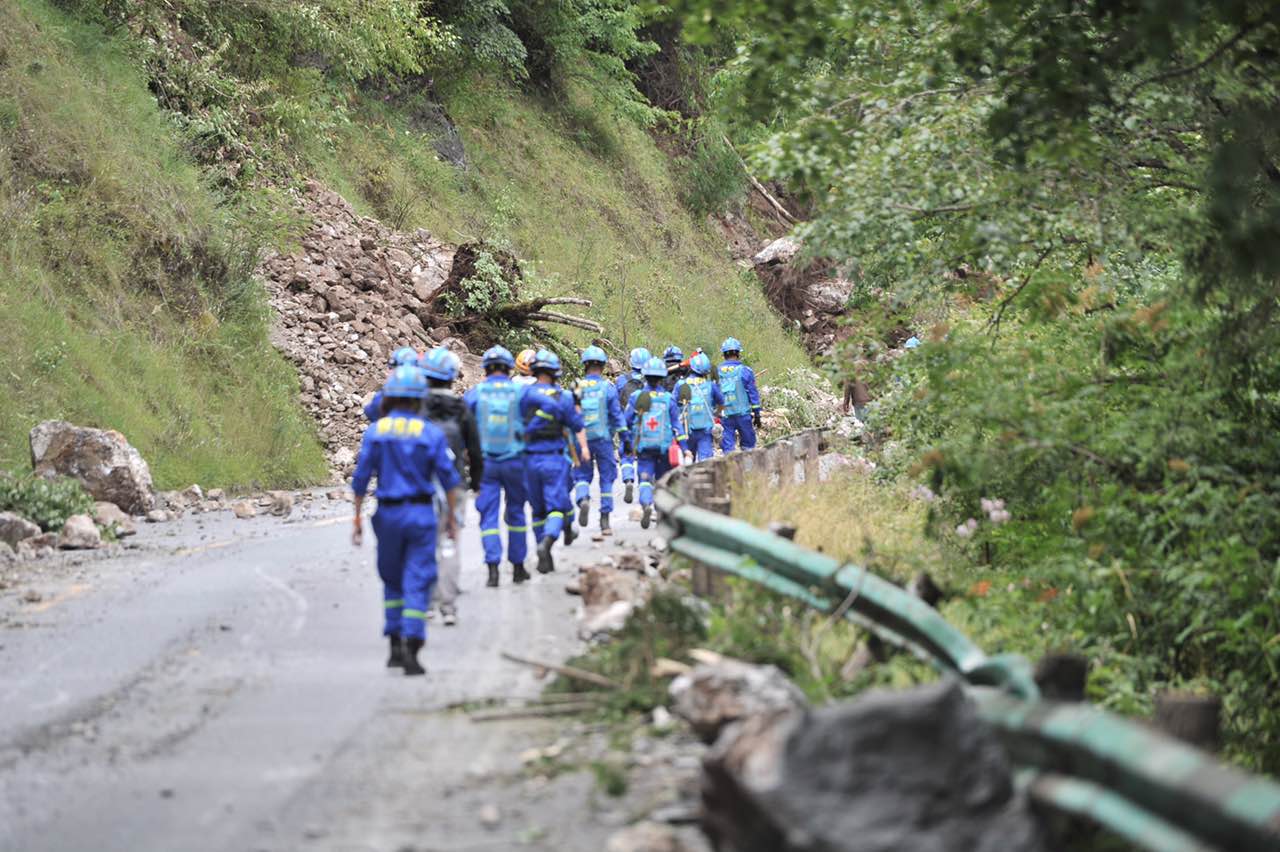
515, 348, 537, 376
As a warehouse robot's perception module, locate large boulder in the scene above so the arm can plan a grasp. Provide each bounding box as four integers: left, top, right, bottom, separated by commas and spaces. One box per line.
57, 514, 102, 550
0, 511, 41, 547
669, 657, 809, 744
29, 421, 155, 514
700, 679, 1046, 852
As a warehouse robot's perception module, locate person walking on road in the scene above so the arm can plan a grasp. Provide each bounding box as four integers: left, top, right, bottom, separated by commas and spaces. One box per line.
615, 347, 649, 503
675, 351, 724, 462
521, 349, 589, 575
717, 337, 762, 452
465, 346, 531, 587
351, 365, 462, 676
419, 347, 483, 627
625, 356, 688, 530
363, 346, 420, 421
572, 346, 627, 536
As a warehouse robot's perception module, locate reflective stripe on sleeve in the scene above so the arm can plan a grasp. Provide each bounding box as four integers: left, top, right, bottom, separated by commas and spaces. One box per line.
384, 598, 404, 608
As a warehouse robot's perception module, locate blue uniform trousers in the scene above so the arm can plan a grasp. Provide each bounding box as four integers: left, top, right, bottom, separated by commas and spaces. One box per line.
689, 428, 716, 462
636, 450, 674, 508
526, 451, 573, 541
573, 437, 618, 515
476, 456, 529, 566
720, 413, 757, 453
619, 445, 636, 484
371, 503, 438, 641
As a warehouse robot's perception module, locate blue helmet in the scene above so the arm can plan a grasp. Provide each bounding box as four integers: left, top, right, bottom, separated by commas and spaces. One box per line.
642, 356, 668, 378
483, 345, 515, 370
419, 347, 458, 381
629, 347, 652, 370
580, 345, 607, 366
388, 346, 419, 368
721, 337, 743, 355
383, 365, 428, 399
690, 352, 712, 376
532, 349, 562, 376
662, 345, 684, 365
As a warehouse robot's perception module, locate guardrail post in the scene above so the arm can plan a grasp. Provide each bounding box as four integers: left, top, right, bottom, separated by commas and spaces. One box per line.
1155, 690, 1221, 752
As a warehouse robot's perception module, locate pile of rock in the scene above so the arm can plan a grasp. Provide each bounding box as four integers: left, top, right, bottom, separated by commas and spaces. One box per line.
569, 550, 655, 638
258, 181, 487, 472
751, 236, 854, 358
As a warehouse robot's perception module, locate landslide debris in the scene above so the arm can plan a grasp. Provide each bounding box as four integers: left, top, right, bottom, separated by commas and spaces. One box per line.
258, 182, 597, 473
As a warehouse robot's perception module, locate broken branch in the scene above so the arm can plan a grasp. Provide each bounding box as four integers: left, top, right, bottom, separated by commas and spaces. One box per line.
500, 651, 621, 690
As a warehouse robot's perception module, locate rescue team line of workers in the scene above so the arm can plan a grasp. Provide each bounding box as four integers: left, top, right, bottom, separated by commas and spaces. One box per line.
350, 339, 761, 676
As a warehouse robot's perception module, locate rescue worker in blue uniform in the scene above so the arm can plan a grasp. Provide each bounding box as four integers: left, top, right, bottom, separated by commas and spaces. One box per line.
614, 347, 649, 504
661, 345, 687, 392
625, 356, 688, 530
674, 352, 725, 462
572, 346, 628, 536
520, 350, 589, 575
351, 365, 461, 677
717, 337, 762, 452
464, 346, 531, 588
363, 346, 420, 421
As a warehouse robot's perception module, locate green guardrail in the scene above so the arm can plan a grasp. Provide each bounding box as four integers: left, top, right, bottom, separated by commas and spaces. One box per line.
654, 447, 1280, 852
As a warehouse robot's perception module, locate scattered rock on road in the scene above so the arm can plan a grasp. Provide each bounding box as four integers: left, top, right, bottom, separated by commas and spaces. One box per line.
93, 502, 137, 537
267, 491, 294, 517
0, 511, 41, 548
670, 657, 809, 744
145, 509, 171, 523
29, 421, 156, 514
232, 501, 257, 520
701, 679, 1046, 852
57, 514, 102, 550
478, 803, 501, 830
181, 484, 204, 504
607, 821, 695, 852
23, 589, 43, 603
206, 488, 226, 502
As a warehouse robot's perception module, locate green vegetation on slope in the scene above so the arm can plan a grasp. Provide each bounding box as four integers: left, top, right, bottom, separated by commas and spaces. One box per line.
0, 0, 327, 487
313, 79, 806, 375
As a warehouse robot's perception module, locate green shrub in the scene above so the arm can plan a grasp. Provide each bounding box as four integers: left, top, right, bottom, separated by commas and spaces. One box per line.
677, 133, 745, 216
0, 472, 94, 532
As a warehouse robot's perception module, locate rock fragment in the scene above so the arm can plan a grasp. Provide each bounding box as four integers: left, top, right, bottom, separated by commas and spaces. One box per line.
92, 501, 137, 537
231, 501, 257, 520
57, 514, 102, 550
669, 657, 808, 743
0, 511, 41, 548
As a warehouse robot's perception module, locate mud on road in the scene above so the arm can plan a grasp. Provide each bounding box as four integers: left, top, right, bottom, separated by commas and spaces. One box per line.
0, 492, 704, 851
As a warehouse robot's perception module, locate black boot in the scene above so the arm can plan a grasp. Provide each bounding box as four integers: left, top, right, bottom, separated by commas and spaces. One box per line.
577, 498, 590, 527
641, 504, 652, 529
512, 562, 530, 584
486, 562, 500, 588
600, 512, 612, 536
624, 481, 634, 504
563, 520, 577, 546
536, 536, 555, 574
386, 634, 404, 669
402, 637, 425, 677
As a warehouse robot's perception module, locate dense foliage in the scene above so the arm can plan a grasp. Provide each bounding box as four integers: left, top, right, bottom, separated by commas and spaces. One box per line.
0, 472, 94, 532
676, 0, 1280, 769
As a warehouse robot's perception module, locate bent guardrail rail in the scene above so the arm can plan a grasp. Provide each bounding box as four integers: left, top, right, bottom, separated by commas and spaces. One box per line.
653, 429, 1280, 852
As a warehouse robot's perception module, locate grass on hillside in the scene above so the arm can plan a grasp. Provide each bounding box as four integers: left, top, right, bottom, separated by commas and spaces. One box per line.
308, 78, 809, 379
0, 0, 327, 488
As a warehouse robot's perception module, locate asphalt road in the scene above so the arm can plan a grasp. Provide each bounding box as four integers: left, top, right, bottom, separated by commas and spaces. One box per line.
0, 490, 650, 852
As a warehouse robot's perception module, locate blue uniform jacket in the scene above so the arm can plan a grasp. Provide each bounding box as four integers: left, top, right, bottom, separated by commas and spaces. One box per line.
674, 376, 726, 421
578, 374, 628, 438
520, 382, 585, 453
364, 391, 384, 422
352, 413, 462, 500
718, 359, 761, 411
625, 386, 689, 451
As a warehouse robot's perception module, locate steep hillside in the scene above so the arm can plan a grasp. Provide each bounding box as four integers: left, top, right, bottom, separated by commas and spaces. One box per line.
0, 0, 809, 488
